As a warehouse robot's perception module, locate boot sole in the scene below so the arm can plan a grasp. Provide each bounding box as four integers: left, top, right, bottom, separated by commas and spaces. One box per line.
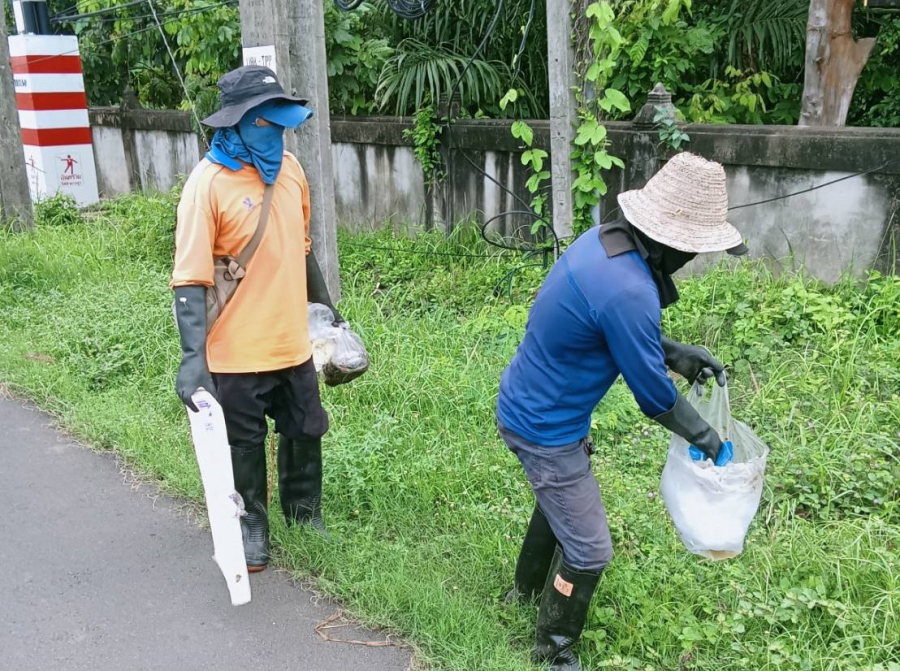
247, 563, 268, 573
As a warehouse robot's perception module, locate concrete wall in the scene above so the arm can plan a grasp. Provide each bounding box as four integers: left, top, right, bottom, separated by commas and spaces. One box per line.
89, 106, 203, 197
87, 107, 900, 281
599, 123, 900, 282
330, 119, 427, 231
330, 117, 900, 282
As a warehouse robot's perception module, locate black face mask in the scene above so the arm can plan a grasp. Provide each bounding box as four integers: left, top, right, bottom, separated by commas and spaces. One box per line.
659, 248, 697, 275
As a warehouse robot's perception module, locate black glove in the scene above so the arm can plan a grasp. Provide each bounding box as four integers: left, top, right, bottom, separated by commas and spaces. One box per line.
661, 336, 726, 387
306, 249, 345, 325
173, 285, 216, 412
654, 395, 723, 462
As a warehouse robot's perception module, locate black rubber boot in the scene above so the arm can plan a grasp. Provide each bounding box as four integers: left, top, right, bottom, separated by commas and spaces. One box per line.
278, 435, 329, 536
505, 504, 559, 604
231, 443, 269, 572
533, 547, 602, 671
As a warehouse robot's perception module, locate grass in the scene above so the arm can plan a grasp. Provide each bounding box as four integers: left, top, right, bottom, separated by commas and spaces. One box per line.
1, 191, 898, 671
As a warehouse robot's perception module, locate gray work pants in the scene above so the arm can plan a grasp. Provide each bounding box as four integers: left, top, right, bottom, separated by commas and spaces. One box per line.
499, 422, 614, 572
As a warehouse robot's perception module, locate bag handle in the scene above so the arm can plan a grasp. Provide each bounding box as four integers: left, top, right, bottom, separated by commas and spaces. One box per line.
236, 183, 274, 267
689, 373, 732, 437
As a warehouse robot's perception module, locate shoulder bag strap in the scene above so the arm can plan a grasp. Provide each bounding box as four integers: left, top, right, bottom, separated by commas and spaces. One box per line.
236, 183, 275, 267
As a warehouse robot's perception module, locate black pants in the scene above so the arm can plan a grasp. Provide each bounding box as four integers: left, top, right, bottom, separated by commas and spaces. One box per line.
213, 358, 329, 449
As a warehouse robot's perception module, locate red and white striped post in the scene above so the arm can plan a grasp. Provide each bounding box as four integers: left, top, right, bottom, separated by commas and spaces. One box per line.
8, 34, 99, 206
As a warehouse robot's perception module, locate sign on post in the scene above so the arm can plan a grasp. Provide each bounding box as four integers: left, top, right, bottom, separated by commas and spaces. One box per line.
242, 45, 277, 74
9, 34, 99, 206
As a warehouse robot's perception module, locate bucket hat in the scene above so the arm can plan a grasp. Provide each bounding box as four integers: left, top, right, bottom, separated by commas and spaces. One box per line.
617, 152, 747, 254
202, 65, 308, 128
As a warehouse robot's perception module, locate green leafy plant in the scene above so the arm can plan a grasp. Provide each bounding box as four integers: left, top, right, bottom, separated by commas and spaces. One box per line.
325, 1, 393, 115
370, 0, 548, 117
722, 0, 809, 73
570, 0, 630, 230
510, 120, 550, 226
34, 193, 82, 228
654, 105, 690, 150
403, 104, 444, 186
682, 66, 783, 124
375, 39, 508, 116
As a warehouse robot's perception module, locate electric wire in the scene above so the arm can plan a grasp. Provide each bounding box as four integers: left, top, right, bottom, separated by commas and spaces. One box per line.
53, 0, 237, 24
726, 159, 900, 211
50, 0, 148, 22
27, 2, 234, 65
146, 0, 209, 149
334, 0, 436, 20
383, 0, 437, 20
333, 0, 365, 10
442, 0, 559, 268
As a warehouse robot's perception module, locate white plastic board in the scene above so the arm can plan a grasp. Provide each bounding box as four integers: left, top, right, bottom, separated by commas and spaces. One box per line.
187, 391, 251, 606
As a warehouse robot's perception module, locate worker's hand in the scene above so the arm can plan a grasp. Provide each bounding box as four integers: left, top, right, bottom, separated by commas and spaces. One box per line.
654, 395, 723, 462
661, 337, 726, 387
176, 358, 217, 413
690, 426, 723, 463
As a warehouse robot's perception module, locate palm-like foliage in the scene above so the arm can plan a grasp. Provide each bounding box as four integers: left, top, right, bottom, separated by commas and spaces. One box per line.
375, 38, 508, 114
724, 0, 809, 73
369, 0, 548, 116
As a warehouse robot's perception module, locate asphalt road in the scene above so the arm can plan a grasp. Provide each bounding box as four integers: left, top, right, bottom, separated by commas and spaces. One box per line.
0, 396, 412, 671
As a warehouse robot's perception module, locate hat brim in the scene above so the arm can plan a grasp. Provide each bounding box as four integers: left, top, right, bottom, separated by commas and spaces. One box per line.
617, 189, 745, 254
201, 91, 309, 128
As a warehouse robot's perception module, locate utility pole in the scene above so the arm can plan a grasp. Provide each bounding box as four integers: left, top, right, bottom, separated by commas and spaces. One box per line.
0, 13, 34, 231
546, 0, 577, 240
238, 0, 341, 299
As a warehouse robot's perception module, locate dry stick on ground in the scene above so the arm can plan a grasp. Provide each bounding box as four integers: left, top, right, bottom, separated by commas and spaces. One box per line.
315, 612, 407, 648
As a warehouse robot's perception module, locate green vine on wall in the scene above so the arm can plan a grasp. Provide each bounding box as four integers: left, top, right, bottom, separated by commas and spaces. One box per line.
510, 120, 550, 231
569, 1, 632, 231
403, 105, 445, 187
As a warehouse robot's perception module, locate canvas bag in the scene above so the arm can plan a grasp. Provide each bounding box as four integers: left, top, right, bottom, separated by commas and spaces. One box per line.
173, 184, 274, 332
660, 377, 769, 560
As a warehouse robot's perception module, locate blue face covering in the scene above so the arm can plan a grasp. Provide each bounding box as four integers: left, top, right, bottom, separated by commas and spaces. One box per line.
206, 100, 313, 184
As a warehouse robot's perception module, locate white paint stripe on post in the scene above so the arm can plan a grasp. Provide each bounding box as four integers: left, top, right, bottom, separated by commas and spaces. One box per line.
8, 35, 80, 58
17, 109, 90, 130
10, 73, 86, 94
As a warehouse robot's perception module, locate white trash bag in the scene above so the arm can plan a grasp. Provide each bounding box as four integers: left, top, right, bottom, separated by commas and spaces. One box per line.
307, 303, 369, 386
660, 377, 769, 560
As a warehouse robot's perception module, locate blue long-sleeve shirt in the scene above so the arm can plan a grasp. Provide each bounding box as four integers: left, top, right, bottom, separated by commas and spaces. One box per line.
496, 225, 677, 446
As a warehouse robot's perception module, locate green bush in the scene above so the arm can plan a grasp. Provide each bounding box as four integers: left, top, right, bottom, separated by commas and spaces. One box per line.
34, 193, 81, 228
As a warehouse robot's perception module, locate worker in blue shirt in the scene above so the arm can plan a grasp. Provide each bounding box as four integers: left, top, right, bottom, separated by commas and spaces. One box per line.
497, 153, 749, 670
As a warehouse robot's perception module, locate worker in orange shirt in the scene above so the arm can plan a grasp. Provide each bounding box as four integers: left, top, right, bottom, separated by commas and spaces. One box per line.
171, 65, 341, 573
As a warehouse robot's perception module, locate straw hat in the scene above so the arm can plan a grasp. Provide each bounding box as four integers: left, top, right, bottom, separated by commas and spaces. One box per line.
617, 152, 745, 254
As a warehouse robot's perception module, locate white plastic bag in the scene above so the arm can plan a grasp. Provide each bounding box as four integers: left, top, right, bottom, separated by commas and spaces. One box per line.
308, 303, 338, 369
660, 378, 769, 560
307, 303, 369, 386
